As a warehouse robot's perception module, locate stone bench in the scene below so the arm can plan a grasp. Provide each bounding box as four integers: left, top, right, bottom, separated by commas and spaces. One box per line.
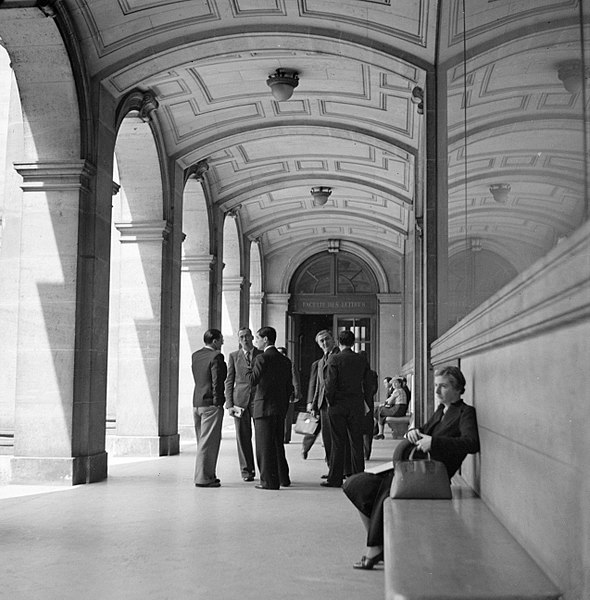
384, 415, 411, 439
383, 483, 561, 600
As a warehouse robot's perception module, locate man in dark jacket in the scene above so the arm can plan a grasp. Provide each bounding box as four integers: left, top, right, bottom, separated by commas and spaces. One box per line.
248, 326, 294, 490
192, 328, 227, 488
322, 329, 373, 488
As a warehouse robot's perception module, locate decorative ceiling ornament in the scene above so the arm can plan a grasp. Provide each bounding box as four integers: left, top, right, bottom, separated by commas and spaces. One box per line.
266, 69, 299, 101
310, 186, 332, 206
489, 183, 511, 203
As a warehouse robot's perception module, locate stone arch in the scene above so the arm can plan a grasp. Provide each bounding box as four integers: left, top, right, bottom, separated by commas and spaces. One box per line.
279, 240, 390, 294
178, 173, 213, 437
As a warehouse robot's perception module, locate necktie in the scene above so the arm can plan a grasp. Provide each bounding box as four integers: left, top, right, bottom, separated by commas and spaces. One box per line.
245, 351, 251, 366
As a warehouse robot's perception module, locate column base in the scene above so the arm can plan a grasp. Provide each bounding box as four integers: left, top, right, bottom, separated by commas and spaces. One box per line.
11, 452, 108, 485
106, 434, 179, 457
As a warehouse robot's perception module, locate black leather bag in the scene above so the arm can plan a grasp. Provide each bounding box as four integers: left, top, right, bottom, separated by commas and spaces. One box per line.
294, 412, 320, 436
390, 448, 452, 499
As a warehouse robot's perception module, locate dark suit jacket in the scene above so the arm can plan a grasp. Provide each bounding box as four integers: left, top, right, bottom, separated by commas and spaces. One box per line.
412, 399, 480, 478
224, 348, 262, 409
325, 347, 372, 414
192, 347, 227, 408
308, 347, 340, 411
248, 346, 294, 419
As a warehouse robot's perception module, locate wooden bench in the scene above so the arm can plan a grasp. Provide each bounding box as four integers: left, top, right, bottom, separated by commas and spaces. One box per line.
385, 415, 411, 439
383, 483, 561, 600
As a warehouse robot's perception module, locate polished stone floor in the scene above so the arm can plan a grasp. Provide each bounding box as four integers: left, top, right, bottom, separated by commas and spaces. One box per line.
0, 418, 399, 600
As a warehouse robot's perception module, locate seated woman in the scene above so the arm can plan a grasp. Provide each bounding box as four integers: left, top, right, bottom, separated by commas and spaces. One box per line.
373, 377, 408, 439
343, 365, 480, 570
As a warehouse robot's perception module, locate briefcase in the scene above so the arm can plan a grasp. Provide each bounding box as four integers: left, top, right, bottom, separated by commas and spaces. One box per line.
294, 412, 320, 436
390, 449, 452, 499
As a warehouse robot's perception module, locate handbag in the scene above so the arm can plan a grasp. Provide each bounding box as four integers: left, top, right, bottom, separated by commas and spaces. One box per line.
294, 412, 320, 436
390, 448, 452, 499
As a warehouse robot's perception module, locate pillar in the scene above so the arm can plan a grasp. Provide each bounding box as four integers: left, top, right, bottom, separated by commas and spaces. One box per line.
264, 293, 290, 344
377, 293, 402, 400
11, 160, 108, 484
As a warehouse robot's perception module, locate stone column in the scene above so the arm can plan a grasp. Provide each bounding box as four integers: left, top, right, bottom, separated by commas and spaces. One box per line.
178, 254, 214, 439
11, 160, 108, 484
108, 220, 173, 456
249, 290, 263, 333
264, 293, 290, 345
222, 276, 245, 354
376, 293, 402, 400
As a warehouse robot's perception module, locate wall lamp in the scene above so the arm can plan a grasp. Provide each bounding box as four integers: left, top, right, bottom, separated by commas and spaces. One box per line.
557, 60, 589, 94
411, 86, 424, 115
489, 183, 511, 204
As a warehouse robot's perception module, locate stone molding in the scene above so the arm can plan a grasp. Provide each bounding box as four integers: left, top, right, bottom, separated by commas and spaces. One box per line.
431, 220, 590, 364
14, 160, 96, 192
265, 293, 290, 305
115, 220, 169, 243
376, 293, 402, 304
181, 254, 215, 271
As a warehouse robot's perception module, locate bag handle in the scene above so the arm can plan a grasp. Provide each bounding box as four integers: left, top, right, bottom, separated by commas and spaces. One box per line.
408, 447, 431, 461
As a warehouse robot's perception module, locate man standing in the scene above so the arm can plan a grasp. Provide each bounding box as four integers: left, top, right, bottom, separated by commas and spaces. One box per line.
322, 329, 372, 488
248, 326, 293, 490
301, 330, 339, 465
224, 327, 261, 482
192, 328, 227, 488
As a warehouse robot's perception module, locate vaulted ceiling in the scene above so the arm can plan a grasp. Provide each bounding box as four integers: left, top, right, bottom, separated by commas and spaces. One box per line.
17, 1, 590, 286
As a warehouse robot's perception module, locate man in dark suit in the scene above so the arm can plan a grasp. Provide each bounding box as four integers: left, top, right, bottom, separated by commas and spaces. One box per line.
301, 330, 339, 463
247, 326, 294, 490
192, 328, 227, 488
224, 327, 261, 482
322, 329, 372, 488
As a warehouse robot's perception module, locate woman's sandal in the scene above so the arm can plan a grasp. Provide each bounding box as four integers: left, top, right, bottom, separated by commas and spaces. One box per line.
352, 551, 384, 570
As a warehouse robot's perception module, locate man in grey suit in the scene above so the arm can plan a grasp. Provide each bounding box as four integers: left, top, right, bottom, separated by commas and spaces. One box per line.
192, 328, 227, 488
301, 330, 340, 464
224, 327, 261, 482
248, 326, 293, 490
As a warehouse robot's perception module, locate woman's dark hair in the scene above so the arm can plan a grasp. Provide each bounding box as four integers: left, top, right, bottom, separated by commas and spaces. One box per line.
434, 366, 466, 394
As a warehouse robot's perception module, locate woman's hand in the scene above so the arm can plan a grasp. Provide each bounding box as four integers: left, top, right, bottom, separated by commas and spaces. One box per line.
415, 434, 432, 453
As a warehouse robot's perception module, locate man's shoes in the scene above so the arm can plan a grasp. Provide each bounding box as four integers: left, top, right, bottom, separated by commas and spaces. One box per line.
320, 474, 329, 479
195, 480, 221, 488
320, 481, 341, 488
243, 476, 255, 482
255, 484, 279, 490
280, 481, 291, 487
373, 434, 385, 440
301, 449, 308, 460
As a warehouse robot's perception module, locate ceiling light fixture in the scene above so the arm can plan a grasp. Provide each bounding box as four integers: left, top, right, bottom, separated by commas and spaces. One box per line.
411, 86, 424, 115
489, 183, 511, 204
310, 186, 332, 206
266, 69, 299, 101
557, 60, 589, 94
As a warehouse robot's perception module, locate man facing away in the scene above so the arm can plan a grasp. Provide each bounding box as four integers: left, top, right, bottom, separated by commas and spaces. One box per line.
247, 326, 294, 490
224, 327, 261, 482
322, 329, 372, 488
301, 329, 340, 463
191, 328, 227, 488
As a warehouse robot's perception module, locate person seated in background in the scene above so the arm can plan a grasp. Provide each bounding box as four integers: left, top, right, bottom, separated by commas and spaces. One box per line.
343, 365, 480, 570
373, 377, 408, 439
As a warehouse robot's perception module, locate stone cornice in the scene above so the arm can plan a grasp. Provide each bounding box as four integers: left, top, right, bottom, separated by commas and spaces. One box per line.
432, 220, 590, 364
14, 160, 95, 192
265, 293, 290, 305
376, 293, 403, 304
115, 220, 169, 243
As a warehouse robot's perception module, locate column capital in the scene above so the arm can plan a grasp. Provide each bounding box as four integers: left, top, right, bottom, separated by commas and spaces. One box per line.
115, 220, 169, 243
223, 276, 246, 292
181, 254, 215, 272
265, 293, 290, 306
14, 160, 96, 192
